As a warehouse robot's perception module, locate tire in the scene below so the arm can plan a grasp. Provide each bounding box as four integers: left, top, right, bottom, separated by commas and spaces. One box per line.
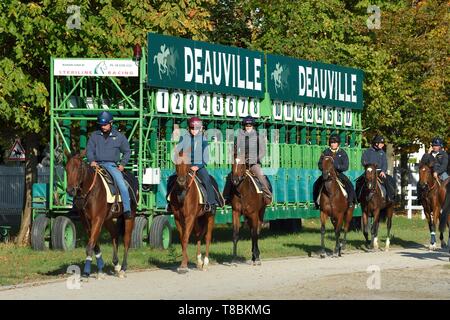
149, 215, 172, 249
31, 215, 51, 251
131, 216, 148, 249
51, 216, 76, 251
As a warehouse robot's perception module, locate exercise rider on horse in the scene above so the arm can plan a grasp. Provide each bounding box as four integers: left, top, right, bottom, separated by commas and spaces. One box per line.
417, 137, 449, 201
223, 116, 272, 205
86, 111, 132, 218
313, 134, 357, 209
174, 117, 218, 213
357, 135, 396, 203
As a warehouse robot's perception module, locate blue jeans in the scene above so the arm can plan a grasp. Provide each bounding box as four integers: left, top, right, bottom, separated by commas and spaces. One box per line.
195, 167, 217, 205
100, 162, 131, 212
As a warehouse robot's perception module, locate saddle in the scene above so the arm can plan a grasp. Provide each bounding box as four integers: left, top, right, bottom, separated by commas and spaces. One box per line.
317, 177, 348, 204
166, 173, 225, 207
97, 166, 139, 206
245, 171, 273, 194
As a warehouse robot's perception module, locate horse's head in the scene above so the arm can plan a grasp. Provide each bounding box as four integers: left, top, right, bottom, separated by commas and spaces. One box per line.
65, 149, 87, 197
364, 164, 378, 191
418, 161, 434, 191
321, 156, 336, 181
174, 150, 190, 188
231, 157, 247, 186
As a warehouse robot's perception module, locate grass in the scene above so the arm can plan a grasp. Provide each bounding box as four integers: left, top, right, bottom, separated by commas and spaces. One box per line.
0, 214, 439, 287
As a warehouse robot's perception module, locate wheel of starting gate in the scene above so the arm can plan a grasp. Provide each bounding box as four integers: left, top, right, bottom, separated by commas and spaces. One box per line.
149, 215, 172, 249
51, 216, 76, 251
31, 215, 51, 251
131, 216, 148, 249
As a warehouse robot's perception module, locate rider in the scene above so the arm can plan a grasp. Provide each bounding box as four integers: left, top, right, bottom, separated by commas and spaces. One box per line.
86, 111, 132, 218
312, 134, 356, 209
174, 117, 218, 213
223, 116, 272, 205
417, 137, 449, 202
357, 135, 396, 203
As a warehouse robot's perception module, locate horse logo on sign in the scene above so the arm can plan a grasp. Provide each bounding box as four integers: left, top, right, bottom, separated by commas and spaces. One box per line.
8, 139, 26, 161
271, 63, 289, 94
153, 44, 178, 80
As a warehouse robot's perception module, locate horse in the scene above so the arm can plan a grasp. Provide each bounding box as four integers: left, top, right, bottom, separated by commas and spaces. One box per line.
359, 164, 394, 251
418, 161, 449, 250
318, 156, 354, 258
169, 151, 215, 273
65, 150, 137, 278
229, 157, 267, 265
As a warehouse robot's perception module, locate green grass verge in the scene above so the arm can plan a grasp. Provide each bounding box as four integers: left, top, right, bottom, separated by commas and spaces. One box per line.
0, 215, 441, 286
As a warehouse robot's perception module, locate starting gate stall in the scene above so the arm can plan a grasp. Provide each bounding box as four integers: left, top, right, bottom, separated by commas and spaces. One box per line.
31, 33, 364, 251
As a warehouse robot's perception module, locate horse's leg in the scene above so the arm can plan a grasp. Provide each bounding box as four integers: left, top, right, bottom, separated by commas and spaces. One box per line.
93, 244, 106, 279
83, 218, 104, 278
194, 217, 205, 270
385, 207, 394, 252
320, 211, 327, 258
104, 219, 120, 274
362, 210, 370, 247
342, 207, 354, 252
333, 214, 344, 257
232, 208, 241, 264
203, 213, 215, 270
250, 214, 261, 265
371, 209, 380, 250
429, 208, 439, 250
118, 217, 134, 278
179, 215, 195, 272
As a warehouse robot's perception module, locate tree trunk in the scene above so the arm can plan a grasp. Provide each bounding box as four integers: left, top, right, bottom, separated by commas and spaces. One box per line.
16, 133, 39, 246
400, 152, 408, 209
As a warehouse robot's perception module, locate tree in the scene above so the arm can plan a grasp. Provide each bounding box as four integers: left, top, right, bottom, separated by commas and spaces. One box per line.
0, 0, 216, 245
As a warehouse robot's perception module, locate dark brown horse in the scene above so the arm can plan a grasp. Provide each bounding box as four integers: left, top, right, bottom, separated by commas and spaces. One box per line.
319, 156, 354, 258
169, 151, 215, 273
65, 150, 137, 278
230, 157, 267, 265
360, 164, 394, 251
418, 162, 449, 250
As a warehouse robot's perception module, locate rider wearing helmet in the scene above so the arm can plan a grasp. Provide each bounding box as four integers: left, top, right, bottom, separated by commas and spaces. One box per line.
173, 117, 218, 213
356, 134, 396, 203
312, 134, 356, 209
86, 111, 132, 218
421, 137, 449, 181
223, 116, 272, 205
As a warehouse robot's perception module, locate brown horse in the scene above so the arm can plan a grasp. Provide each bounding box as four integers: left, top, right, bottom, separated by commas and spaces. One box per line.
169, 151, 215, 273
319, 156, 354, 258
418, 162, 449, 250
360, 164, 394, 251
230, 157, 267, 265
65, 150, 137, 278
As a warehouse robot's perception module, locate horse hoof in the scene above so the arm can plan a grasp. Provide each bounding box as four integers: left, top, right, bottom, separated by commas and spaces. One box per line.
96, 272, 106, 280
441, 242, 447, 249
254, 259, 262, 266
177, 267, 189, 274
429, 243, 437, 251
114, 264, 121, 274
196, 263, 203, 271
118, 270, 126, 278
231, 260, 239, 267
81, 274, 90, 282
320, 253, 326, 259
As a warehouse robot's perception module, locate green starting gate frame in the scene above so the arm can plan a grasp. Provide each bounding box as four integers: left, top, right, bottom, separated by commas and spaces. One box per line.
31, 33, 365, 251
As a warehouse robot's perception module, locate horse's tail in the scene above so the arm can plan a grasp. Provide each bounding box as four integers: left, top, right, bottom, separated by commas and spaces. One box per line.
439, 183, 450, 233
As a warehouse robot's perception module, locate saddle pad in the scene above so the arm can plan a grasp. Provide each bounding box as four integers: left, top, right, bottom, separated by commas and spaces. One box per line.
166, 174, 205, 204
99, 174, 122, 204
377, 181, 386, 199
245, 171, 263, 194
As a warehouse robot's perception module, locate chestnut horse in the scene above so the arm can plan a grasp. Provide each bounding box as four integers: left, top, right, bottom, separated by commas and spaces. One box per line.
418, 161, 449, 250
319, 156, 354, 258
230, 157, 267, 265
65, 150, 137, 278
360, 164, 394, 251
169, 151, 215, 273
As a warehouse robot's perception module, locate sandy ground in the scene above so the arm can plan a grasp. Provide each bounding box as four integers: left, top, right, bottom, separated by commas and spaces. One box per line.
0, 247, 449, 300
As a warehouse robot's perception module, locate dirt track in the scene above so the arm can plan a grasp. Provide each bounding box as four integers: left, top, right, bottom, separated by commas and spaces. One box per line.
0, 247, 449, 300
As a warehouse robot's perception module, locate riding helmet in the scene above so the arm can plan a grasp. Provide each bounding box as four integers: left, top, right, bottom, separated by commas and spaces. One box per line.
97, 111, 114, 125
372, 135, 385, 145
431, 137, 444, 147
329, 134, 341, 145
188, 117, 202, 128
242, 116, 256, 126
